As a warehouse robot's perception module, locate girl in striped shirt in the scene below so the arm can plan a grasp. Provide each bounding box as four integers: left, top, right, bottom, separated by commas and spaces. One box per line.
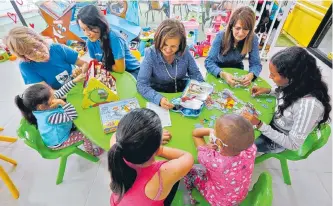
15, 73, 103, 156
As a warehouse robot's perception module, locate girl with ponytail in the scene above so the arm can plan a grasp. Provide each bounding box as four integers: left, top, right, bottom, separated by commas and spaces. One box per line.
77, 5, 140, 79
108, 108, 194, 205
242, 46, 331, 153
15, 74, 103, 156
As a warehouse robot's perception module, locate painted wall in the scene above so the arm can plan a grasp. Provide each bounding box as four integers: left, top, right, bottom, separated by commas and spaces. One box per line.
283, 0, 331, 47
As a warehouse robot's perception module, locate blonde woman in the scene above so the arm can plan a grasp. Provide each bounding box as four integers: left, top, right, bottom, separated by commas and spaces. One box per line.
5, 26, 88, 89
205, 6, 262, 87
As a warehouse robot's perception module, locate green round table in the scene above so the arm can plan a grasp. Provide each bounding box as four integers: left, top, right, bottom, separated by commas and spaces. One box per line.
67, 69, 276, 158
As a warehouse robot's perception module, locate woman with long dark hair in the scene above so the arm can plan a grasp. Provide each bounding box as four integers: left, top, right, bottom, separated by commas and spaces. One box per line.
205, 6, 262, 87
242, 46, 331, 153
108, 109, 193, 205
77, 5, 140, 78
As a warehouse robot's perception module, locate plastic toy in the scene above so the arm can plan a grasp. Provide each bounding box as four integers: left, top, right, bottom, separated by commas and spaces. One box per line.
67, 40, 86, 57
189, 36, 211, 58
182, 19, 199, 47
82, 60, 119, 109
0, 48, 9, 63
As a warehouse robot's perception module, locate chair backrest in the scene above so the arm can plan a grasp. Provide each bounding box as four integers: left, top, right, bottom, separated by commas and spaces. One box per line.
150, 1, 162, 10
297, 123, 331, 158
240, 172, 273, 206
16, 118, 52, 158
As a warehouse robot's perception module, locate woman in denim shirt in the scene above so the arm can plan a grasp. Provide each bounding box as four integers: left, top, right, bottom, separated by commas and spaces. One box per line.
137, 19, 204, 109
205, 6, 262, 87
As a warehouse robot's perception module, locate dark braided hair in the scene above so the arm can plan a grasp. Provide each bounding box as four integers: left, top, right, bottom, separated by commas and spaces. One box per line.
271, 46, 331, 127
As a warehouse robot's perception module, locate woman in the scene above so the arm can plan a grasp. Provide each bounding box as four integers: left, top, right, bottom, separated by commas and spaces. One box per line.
205, 6, 262, 87
242, 46, 331, 153
137, 19, 204, 110
77, 5, 140, 78
5, 27, 88, 90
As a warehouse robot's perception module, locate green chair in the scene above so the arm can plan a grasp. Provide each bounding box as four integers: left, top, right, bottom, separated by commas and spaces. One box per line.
255, 123, 331, 185
172, 172, 273, 206
16, 119, 99, 185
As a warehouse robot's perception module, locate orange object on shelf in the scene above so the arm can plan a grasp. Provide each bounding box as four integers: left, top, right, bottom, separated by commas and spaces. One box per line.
9, 55, 17, 61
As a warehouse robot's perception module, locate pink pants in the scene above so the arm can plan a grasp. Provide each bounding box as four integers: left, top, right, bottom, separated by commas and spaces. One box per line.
52, 131, 103, 156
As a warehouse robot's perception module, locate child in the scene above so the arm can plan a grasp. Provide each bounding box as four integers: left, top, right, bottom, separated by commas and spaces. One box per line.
15, 74, 102, 156
108, 108, 194, 205
184, 114, 257, 206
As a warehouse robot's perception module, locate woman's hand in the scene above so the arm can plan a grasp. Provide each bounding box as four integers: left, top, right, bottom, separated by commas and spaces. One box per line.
251, 86, 271, 97
220, 71, 236, 87
50, 99, 66, 108
162, 129, 172, 145
160, 97, 174, 110
242, 111, 260, 126
240, 73, 254, 86
73, 73, 86, 83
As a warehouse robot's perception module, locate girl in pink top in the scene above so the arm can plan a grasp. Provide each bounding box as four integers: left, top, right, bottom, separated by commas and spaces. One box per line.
184, 114, 257, 206
108, 108, 194, 206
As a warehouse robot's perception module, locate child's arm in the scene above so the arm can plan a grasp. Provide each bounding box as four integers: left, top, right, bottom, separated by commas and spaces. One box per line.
192, 128, 212, 147
158, 146, 194, 185
53, 73, 85, 99
48, 102, 78, 124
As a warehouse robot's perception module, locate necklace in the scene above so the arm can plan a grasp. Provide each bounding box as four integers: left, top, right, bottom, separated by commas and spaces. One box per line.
163, 60, 178, 92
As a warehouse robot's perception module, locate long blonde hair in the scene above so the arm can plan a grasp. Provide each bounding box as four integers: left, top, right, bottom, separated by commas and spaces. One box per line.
222, 6, 256, 56
4, 26, 49, 60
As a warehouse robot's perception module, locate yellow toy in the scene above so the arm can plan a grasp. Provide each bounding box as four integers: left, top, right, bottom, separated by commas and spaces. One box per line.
82, 60, 119, 109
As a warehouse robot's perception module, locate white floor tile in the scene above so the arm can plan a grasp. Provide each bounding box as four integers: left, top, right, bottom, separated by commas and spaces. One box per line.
317, 172, 332, 199
85, 154, 112, 206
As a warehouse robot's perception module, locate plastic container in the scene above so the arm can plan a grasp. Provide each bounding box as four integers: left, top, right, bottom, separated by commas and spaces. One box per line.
182, 20, 199, 47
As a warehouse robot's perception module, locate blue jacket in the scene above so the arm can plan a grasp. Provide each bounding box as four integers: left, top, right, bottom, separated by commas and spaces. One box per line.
33, 106, 72, 147
205, 31, 262, 77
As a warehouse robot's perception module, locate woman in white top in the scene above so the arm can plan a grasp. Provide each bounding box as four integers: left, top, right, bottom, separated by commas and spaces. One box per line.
242, 46, 331, 153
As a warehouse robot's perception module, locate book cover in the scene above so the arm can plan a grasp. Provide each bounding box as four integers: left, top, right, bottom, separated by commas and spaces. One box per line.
99, 98, 140, 134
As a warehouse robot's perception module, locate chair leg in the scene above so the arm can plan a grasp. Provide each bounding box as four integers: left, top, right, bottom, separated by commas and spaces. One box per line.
0, 166, 19, 199
56, 156, 68, 185
0, 136, 17, 143
74, 148, 99, 163
280, 158, 292, 185
0, 154, 17, 165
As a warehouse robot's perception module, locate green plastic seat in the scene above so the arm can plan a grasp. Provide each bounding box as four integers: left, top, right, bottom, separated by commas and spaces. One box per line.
172, 172, 273, 206
255, 123, 331, 185
16, 119, 99, 185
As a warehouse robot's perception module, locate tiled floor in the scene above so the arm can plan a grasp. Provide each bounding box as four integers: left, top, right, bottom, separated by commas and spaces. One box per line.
0, 47, 332, 206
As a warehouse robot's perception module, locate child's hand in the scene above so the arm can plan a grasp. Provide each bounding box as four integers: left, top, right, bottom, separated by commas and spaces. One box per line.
50, 99, 66, 108
73, 73, 86, 83
162, 129, 172, 145
72, 68, 82, 78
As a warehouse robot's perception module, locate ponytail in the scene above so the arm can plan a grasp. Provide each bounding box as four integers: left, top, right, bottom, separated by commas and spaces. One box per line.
15, 95, 37, 126
108, 142, 136, 203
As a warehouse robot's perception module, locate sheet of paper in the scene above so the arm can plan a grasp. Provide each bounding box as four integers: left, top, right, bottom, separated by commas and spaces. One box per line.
146, 102, 172, 127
